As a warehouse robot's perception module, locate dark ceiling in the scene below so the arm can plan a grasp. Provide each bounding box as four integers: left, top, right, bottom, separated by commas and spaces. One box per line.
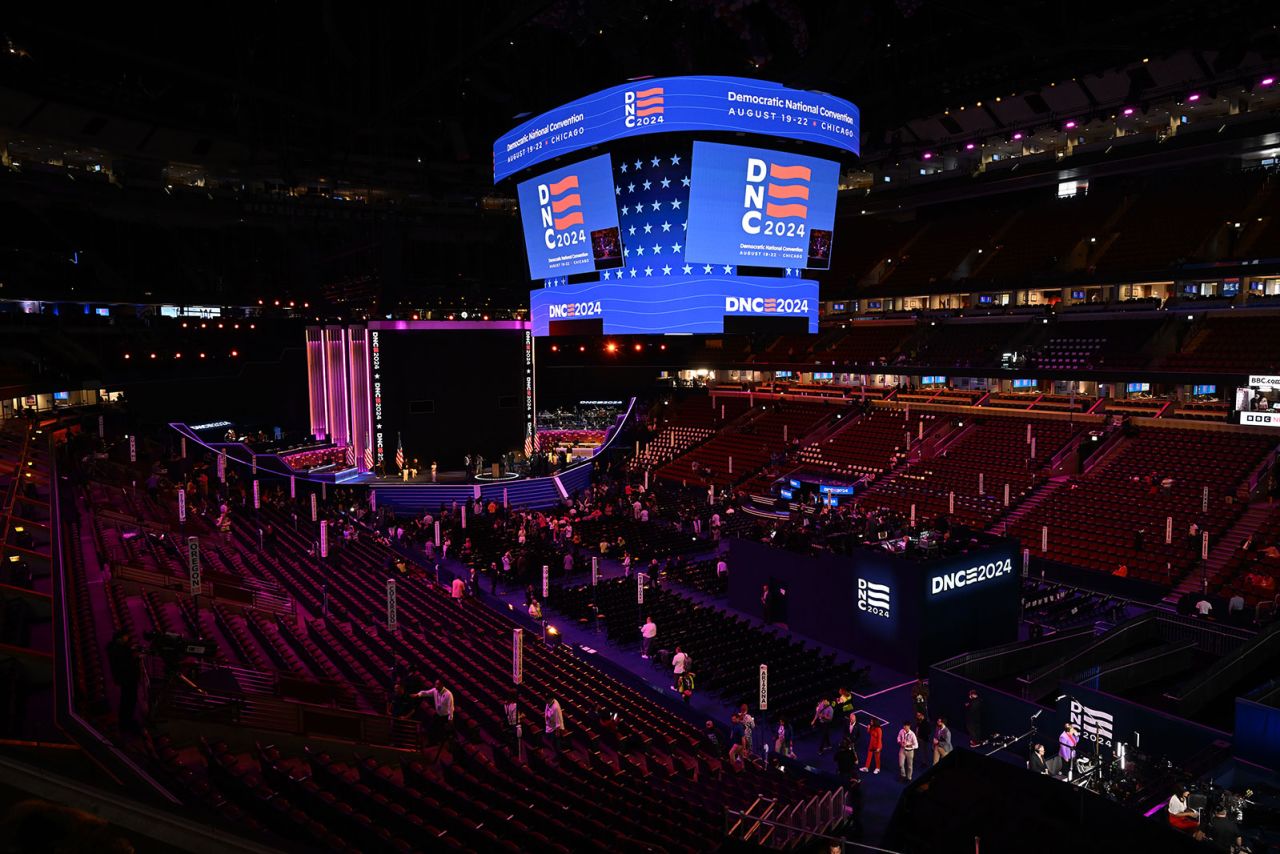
4, 1, 1277, 181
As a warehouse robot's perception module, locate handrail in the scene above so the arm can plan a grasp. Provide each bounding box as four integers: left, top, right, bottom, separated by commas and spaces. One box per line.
724, 800, 901, 853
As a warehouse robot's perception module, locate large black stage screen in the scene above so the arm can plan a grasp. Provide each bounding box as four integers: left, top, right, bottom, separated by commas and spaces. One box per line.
883, 750, 1201, 854
373, 325, 529, 469
727, 537, 1020, 673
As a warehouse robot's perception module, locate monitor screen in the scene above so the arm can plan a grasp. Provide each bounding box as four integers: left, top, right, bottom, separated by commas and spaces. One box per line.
1192, 384, 1216, 396
921, 376, 947, 386
977, 295, 994, 304
53, 391, 70, 400
1070, 290, 1086, 300
517, 154, 623, 280
1126, 382, 1150, 393
812, 372, 834, 380
685, 142, 840, 270
1012, 379, 1037, 389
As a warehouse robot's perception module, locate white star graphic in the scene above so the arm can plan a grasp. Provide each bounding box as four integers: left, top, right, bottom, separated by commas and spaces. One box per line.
661, 264, 672, 275
670, 154, 682, 165
620, 162, 628, 173
636, 246, 645, 256
615, 185, 621, 195
784, 268, 792, 275
602, 271, 610, 280
644, 266, 653, 276
629, 267, 637, 277
621, 205, 629, 215
644, 179, 655, 191
703, 264, 713, 274
651, 200, 662, 211
670, 198, 682, 210
634, 159, 643, 170
623, 247, 630, 258
660, 177, 671, 188
672, 242, 682, 253
723, 264, 734, 274
682, 264, 693, 274
652, 243, 662, 254
643, 223, 653, 234
682, 220, 687, 231
628, 225, 636, 236
650, 156, 661, 167
660, 221, 672, 232
681, 175, 690, 187
627, 182, 635, 193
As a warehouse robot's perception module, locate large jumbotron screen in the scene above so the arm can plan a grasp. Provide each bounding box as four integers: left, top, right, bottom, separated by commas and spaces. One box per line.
501, 76, 857, 337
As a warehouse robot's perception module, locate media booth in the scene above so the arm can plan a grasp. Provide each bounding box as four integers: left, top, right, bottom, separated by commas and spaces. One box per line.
727, 536, 1021, 673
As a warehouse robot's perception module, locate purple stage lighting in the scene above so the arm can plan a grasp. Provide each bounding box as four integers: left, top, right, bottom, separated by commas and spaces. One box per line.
1187, 93, 1201, 102
1261, 77, 1276, 87
1012, 132, 1023, 141
922, 151, 933, 160
964, 142, 975, 150
1122, 107, 1135, 116
1064, 120, 1077, 129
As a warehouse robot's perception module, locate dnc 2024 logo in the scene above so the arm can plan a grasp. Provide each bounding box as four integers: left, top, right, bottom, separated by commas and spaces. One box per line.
623, 86, 664, 128
536, 174, 586, 251
742, 158, 810, 238
856, 578, 891, 619
1068, 700, 1114, 747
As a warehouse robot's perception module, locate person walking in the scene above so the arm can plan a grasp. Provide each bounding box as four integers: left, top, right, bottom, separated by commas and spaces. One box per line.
861, 719, 883, 774
932, 716, 952, 766
964, 689, 984, 747
896, 720, 919, 782
812, 697, 835, 754
413, 680, 456, 744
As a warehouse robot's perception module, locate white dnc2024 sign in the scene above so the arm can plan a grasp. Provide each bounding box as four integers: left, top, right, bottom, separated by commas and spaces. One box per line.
1069, 699, 1114, 747
856, 578, 891, 619
930, 557, 1013, 595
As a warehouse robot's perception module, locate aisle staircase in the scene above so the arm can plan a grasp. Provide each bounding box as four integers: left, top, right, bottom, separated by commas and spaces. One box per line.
1164, 501, 1276, 604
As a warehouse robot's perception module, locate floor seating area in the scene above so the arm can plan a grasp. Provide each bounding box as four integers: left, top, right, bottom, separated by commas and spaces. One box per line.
549, 577, 869, 727
1008, 427, 1277, 582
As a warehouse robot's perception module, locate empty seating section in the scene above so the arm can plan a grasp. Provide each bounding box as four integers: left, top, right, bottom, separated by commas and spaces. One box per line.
914, 320, 1030, 369
795, 408, 938, 482
880, 210, 1010, 288
1008, 428, 1277, 582
860, 416, 1080, 529
1163, 314, 1280, 372
1030, 318, 1164, 370
975, 193, 1117, 281
656, 403, 835, 488
1213, 505, 1280, 611
1092, 174, 1260, 273
817, 323, 914, 365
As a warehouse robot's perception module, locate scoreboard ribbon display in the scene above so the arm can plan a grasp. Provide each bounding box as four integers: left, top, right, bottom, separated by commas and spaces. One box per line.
685, 142, 840, 270
517, 155, 623, 279
530, 275, 817, 336
494, 75, 859, 183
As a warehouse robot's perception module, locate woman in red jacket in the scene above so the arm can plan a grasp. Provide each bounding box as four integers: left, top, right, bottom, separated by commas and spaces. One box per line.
861, 719, 883, 774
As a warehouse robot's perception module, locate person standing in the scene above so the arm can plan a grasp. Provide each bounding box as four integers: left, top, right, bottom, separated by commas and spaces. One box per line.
861, 719, 882, 774
671, 645, 689, 690
738, 703, 756, 754
896, 720, 919, 782
413, 680, 455, 743
912, 677, 929, 721
964, 689, 984, 747
931, 716, 952, 766
1058, 723, 1080, 772
544, 696, 565, 753
812, 697, 835, 754
640, 616, 657, 659
106, 629, 141, 733
834, 732, 859, 784
774, 715, 796, 759
503, 695, 521, 752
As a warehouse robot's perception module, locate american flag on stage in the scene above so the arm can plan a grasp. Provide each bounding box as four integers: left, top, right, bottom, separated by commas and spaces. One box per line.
537, 143, 806, 290
364, 445, 375, 471
344, 443, 355, 467
395, 433, 405, 471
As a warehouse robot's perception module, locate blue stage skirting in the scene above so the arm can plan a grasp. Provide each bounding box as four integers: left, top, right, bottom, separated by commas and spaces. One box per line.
371, 463, 592, 513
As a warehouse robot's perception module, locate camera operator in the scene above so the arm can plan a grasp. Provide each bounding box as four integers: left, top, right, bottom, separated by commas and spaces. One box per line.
106, 629, 142, 734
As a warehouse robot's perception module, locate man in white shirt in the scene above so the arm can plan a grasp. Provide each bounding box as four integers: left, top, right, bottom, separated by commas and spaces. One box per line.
671, 645, 689, 690
545, 696, 564, 752
896, 720, 919, 781
1195, 598, 1213, 617
640, 616, 657, 659
716, 557, 728, 578
414, 680, 455, 742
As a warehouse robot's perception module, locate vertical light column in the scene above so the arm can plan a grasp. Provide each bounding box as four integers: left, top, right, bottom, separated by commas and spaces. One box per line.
305, 326, 328, 440
323, 325, 350, 446
348, 326, 372, 472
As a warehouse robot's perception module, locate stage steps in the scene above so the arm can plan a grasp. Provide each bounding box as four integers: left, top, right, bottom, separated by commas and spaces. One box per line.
986, 475, 1069, 536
